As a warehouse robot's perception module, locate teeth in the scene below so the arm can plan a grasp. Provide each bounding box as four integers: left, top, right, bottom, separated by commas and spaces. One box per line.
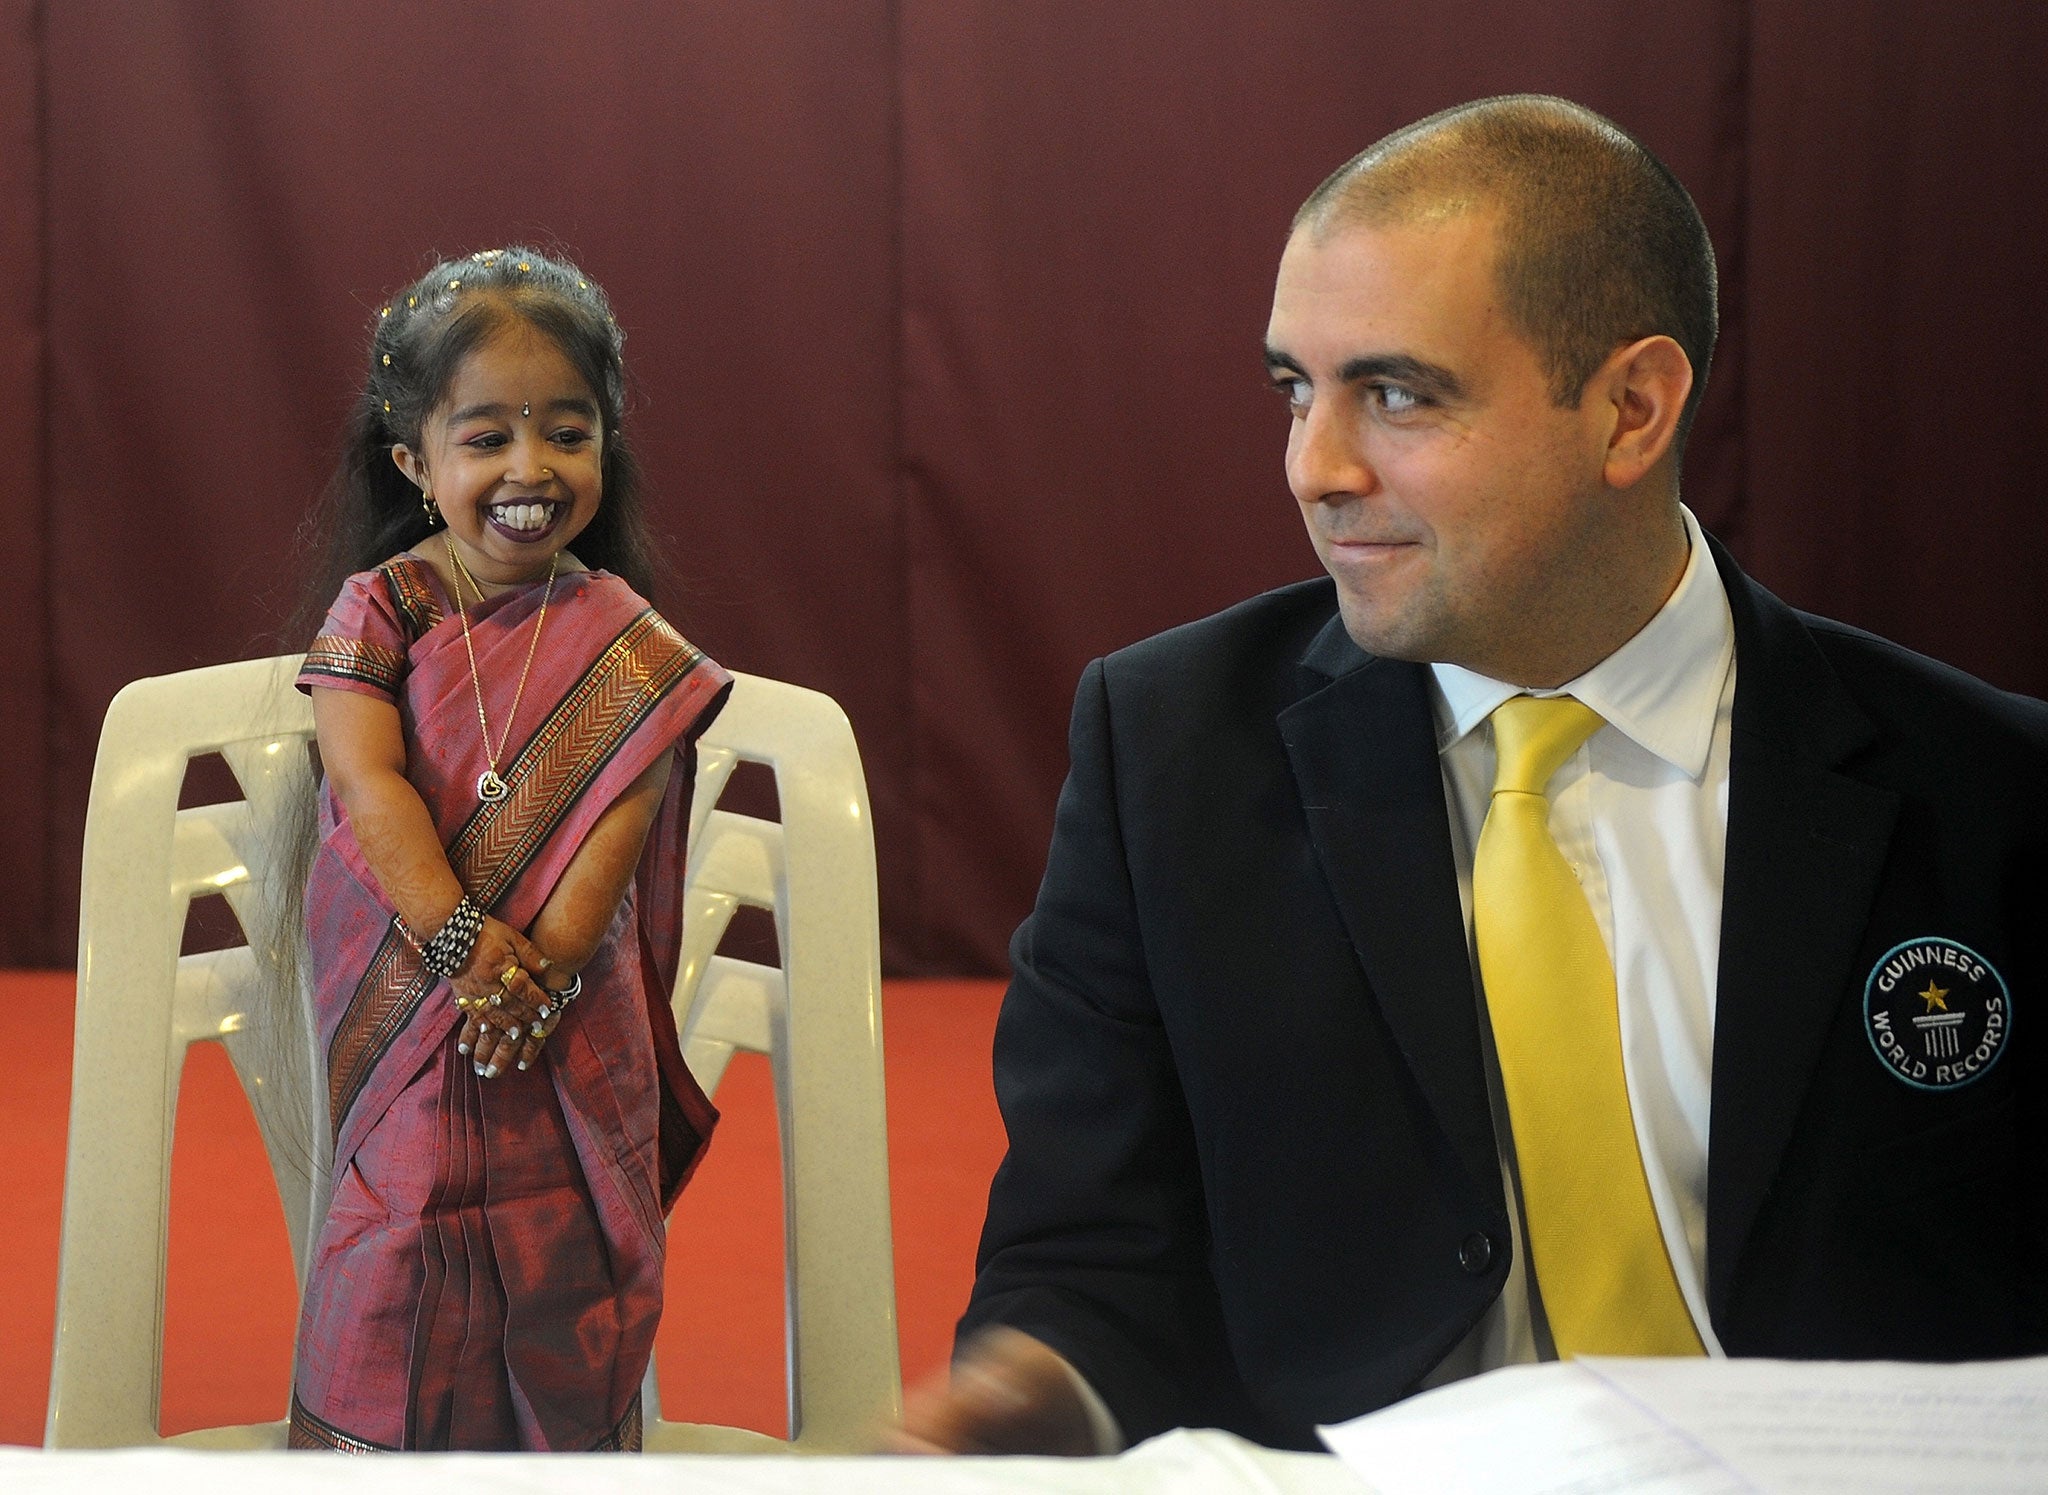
491, 502, 550, 531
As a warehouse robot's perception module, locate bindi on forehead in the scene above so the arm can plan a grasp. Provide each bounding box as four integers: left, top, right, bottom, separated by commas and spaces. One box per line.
437, 335, 598, 420
444, 393, 600, 425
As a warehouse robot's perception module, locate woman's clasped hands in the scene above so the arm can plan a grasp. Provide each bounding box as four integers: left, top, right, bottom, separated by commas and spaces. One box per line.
450, 917, 574, 1078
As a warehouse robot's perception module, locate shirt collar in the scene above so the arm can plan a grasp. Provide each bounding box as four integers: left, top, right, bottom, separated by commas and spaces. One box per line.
1429, 506, 1734, 780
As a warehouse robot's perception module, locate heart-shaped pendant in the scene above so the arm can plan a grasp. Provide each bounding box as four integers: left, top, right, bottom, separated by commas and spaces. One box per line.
477, 770, 509, 803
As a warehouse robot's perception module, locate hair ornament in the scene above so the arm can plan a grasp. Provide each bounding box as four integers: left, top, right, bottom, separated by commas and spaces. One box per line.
408, 295, 418, 308
383, 400, 391, 413
577, 280, 587, 289
518, 262, 532, 273
447, 278, 461, 290
382, 354, 392, 366
379, 306, 390, 318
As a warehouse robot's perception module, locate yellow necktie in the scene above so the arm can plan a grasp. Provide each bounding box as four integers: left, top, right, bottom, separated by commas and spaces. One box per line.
1474, 695, 1704, 1358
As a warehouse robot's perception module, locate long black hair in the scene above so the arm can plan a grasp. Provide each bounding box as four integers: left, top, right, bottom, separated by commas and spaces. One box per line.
298, 245, 663, 636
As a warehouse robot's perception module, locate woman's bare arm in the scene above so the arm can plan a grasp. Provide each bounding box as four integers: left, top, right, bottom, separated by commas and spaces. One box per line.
471, 749, 674, 1076
310, 686, 551, 1025
311, 686, 463, 932
528, 750, 674, 971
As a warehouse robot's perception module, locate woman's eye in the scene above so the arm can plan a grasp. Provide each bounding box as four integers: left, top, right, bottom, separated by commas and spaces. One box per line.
463, 431, 507, 450
551, 428, 591, 448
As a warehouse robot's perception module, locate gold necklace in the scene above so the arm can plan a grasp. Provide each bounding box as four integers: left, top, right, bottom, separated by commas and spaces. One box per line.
444, 536, 556, 803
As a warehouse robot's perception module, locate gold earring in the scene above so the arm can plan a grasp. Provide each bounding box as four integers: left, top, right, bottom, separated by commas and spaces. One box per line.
421, 488, 440, 524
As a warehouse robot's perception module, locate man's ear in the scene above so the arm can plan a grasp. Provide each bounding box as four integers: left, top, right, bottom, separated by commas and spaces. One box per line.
392, 443, 426, 491
1595, 334, 1692, 490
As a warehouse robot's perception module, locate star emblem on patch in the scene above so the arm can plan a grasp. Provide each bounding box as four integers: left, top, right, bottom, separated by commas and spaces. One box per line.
1864, 938, 2011, 1091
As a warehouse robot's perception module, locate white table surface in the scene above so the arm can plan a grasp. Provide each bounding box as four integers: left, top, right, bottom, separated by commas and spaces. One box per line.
1, 1429, 1369, 1494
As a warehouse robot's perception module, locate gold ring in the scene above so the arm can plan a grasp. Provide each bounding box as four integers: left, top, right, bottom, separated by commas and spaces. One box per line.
500, 964, 522, 987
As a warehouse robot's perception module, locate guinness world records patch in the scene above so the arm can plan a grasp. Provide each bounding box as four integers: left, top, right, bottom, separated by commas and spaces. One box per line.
1863, 937, 2011, 1091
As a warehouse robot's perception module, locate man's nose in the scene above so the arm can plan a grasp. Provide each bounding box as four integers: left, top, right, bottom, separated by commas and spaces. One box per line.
1289, 404, 1376, 503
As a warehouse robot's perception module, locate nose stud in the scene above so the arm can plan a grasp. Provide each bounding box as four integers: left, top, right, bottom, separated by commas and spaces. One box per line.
539, 467, 553, 479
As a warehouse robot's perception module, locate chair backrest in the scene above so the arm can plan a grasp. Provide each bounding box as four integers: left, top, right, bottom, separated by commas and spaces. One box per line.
46, 659, 899, 1452
648, 672, 900, 1453
47, 655, 324, 1449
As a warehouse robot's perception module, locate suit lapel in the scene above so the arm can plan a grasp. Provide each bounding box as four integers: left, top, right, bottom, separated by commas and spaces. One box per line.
1279, 622, 1500, 1199
1706, 544, 1900, 1314
1270, 555, 1902, 1311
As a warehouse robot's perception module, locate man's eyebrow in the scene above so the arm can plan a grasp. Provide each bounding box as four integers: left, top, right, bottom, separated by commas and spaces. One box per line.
1337, 354, 1465, 401
1261, 346, 1465, 402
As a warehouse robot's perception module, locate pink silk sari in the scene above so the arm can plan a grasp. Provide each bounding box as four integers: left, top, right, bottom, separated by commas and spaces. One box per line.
287, 555, 730, 1452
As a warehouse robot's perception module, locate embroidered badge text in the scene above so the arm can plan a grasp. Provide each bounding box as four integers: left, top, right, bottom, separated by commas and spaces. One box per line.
1863, 937, 2010, 1091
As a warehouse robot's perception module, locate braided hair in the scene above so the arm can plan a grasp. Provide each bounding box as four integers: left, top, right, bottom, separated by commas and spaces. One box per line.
304, 246, 663, 627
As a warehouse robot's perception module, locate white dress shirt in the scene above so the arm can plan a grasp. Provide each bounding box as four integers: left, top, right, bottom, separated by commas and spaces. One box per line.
1424, 503, 1736, 1379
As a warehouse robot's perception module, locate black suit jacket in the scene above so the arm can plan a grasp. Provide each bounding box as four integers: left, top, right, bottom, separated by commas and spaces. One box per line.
961, 542, 2048, 1451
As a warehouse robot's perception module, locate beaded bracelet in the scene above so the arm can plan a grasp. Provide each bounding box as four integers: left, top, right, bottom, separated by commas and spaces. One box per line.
421, 896, 485, 976
529, 971, 582, 1041
395, 895, 484, 979
537, 971, 582, 1015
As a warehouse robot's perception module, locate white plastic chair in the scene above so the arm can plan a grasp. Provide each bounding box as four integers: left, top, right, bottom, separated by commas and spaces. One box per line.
645, 672, 899, 1453
45, 658, 900, 1452
47, 654, 324, 1449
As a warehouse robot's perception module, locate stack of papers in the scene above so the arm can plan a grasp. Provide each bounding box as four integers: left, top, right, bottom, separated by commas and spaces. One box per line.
1320, 1354, 2048, 1493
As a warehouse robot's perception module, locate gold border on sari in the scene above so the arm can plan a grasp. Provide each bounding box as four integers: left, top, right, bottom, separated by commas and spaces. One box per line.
378, 555, 446, 641
323, 608, 706, 1140
289, 1392, 642, 1454
289, 1394, 396, 1453
301, 635, 406, 695
591, 1398, 644, 1452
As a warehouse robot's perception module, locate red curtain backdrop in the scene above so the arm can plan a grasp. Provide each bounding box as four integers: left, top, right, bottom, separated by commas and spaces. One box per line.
2, 2, 2042, 973
0, 0, 48, 952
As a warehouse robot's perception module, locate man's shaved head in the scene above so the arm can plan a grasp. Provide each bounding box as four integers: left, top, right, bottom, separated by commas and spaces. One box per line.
1297, 95, 1718, 449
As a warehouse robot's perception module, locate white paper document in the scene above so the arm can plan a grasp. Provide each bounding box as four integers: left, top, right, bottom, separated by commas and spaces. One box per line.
1319, 1362, 1744, 1494
1319, 1355, 2048, 1494
1586, 1355, 2048, 1493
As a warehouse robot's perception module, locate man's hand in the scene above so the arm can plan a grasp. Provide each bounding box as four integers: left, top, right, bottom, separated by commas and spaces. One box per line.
879, 1327, 1102, 1456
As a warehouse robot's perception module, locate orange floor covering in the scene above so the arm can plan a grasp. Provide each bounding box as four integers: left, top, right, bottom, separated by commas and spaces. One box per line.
0, 972, 1008, 1446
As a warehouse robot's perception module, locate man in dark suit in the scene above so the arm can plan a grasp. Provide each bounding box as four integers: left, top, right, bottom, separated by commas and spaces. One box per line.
888, 95, 2047, 1455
